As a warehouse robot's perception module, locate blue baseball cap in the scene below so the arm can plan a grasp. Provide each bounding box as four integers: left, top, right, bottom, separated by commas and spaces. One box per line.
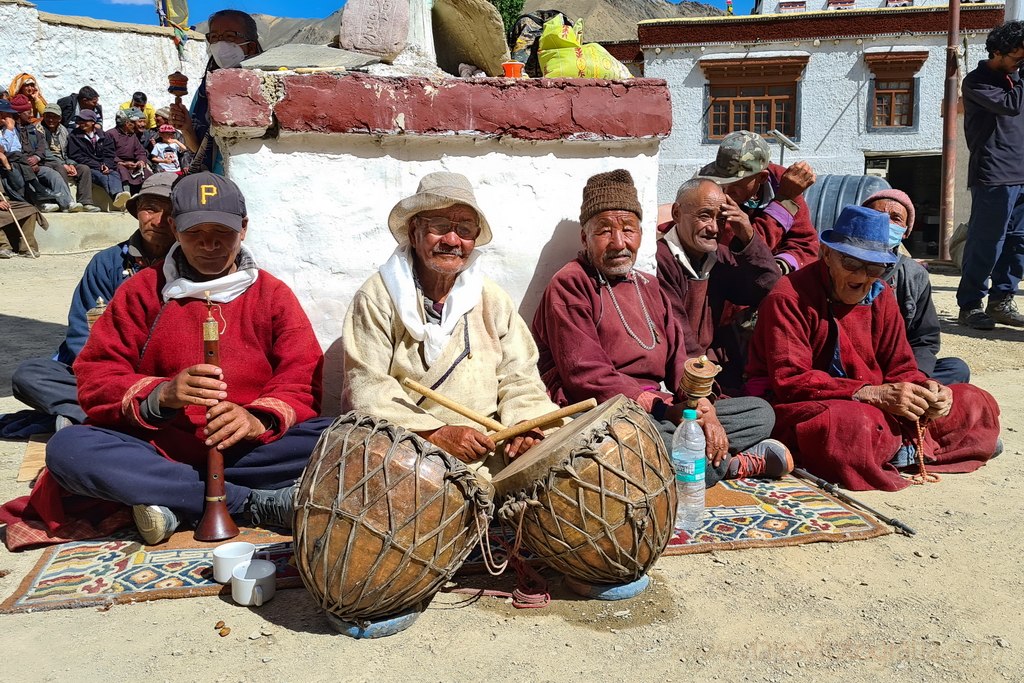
170, 172, 247, 232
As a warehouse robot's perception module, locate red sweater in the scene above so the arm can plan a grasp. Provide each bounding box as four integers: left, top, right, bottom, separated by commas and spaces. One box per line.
75, 265, 323, 464
531, 255, 687, 412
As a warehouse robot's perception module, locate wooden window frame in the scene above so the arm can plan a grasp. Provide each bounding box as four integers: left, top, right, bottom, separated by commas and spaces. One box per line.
872, 79, 915, 128
864, 51, 928, 131
701, 56, 809, 142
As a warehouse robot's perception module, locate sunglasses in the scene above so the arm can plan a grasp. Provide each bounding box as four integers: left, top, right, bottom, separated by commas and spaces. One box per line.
834, 252, 894, 279
415, 217, 481, 240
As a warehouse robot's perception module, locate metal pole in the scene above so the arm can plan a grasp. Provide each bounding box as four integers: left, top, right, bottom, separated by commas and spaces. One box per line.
938, 0, 961, 261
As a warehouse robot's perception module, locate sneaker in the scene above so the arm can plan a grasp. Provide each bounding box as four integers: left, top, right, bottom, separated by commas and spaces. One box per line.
986, 297, 1024, 328
112, 191, 131, 210
68, 202, 85, 213
39, 203, 60, 213
0, 247, 13, 259
726, 439, 795, 479
246, 485, 296, 530
17, 250, 37, 258
958, 305, 996, 330
54, 415, 74, 432
133, 504, 180, 545
889, 443, 916, 468
83, 203, 102, 213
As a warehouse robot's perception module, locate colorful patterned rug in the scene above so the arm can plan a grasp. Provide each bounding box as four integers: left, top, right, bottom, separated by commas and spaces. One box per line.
1, 476, 887, 613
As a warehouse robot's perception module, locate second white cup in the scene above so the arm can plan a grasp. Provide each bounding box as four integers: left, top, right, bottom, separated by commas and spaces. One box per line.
231, 559, 277, 607
212, 541, 256, 584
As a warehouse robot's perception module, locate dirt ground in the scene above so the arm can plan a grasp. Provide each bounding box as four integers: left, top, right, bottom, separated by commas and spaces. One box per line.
0, 253, 1022, 683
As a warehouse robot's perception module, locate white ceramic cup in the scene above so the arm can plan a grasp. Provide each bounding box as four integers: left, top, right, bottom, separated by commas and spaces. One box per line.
231, 559, 277, 607
212, 541, 256, 584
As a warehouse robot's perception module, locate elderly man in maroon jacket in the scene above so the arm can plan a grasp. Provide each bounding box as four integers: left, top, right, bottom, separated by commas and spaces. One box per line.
657, 178, 780, 394
532, 169, 791, 487
747, 205, 1001, 491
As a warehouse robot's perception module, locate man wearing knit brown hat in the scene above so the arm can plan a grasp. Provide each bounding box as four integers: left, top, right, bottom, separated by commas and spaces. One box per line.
862, 190, 970, 386
532, 169, 792, 486
341, 171, 559, 471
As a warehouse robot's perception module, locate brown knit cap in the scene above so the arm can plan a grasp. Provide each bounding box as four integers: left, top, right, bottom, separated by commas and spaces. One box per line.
579, 169, 642, 226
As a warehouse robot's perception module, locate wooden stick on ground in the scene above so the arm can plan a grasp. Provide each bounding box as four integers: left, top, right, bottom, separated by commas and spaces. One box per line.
487, 399, 597, 443
0, 187, 38, 259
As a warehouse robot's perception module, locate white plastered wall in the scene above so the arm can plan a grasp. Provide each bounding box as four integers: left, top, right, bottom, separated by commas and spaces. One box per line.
222, 133, 662, 412
0, 0, 206, 114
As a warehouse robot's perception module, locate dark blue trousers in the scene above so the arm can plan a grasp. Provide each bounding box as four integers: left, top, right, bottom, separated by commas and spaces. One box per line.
956, 183, 1024, 308
12, 357, 86, 423
45, 416, 334, 521
89, 168, 124, 197
931, 357, 971, 386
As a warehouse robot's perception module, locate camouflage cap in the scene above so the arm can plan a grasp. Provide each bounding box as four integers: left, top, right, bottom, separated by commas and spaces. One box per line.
693, 130, 770, 184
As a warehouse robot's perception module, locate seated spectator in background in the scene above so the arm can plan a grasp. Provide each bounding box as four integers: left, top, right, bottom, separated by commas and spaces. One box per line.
696, 131, 818, 274
1, 173, 326, 547
58, 86, 103, 129
38, 104, 99, 212
11, 95, 80, 213
119, 91, 156, 130
746, 206, 1001, 491
138, 111, 159, 152
533, 170, 790, 486
0, 195, 40, 259
861, 189, 971, 386
107, 108, 151, 194
8, 73, 47, 120
1, 99, 60, 211
12, 173, 177, 426
67, 110, 130, 210
657, 178, 781, 394
151, 125, 186, 174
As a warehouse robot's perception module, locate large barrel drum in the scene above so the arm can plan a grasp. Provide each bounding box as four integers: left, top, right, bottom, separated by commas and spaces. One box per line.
293, 412, 493, 626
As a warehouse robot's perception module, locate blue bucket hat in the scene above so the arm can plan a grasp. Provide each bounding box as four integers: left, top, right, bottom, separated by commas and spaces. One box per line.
819, 205, 898, 265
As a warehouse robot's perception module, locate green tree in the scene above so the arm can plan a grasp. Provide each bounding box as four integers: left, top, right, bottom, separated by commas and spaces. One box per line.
489, 0, 525, 41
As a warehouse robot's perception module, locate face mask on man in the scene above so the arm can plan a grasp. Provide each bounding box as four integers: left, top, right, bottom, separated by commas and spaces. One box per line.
888, 222, 907, 249
208, 41, 249, 69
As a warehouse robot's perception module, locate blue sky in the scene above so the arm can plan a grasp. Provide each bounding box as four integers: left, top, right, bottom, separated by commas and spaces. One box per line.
31, 0, 749, 28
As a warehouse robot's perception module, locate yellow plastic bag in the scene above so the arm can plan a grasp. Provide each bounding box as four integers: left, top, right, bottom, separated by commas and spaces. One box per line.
538, 16, 631, 79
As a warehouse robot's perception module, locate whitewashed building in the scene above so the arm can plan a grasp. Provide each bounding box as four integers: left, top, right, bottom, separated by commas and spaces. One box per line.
633, 2, 1005, 255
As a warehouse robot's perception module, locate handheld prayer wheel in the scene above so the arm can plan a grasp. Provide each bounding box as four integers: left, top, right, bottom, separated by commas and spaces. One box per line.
85, 297, 107, 330
678, 355, 721, 407
167, 71, 189, 105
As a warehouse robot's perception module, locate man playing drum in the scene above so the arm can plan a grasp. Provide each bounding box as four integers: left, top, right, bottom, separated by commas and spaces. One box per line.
531, 169, 792, 487
342, 171, 559, 473
0, 173, 328, 548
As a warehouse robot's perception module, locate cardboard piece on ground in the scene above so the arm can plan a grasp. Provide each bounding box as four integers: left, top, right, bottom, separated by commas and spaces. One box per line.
241, 44, 381, 71
433, 0, 511, 77
339, 0, 409, 62
17, 434, 49, 483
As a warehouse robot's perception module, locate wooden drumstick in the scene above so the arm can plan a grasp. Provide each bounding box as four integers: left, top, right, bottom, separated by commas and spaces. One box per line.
402, 377, 504, 431
486, 399, 597, 443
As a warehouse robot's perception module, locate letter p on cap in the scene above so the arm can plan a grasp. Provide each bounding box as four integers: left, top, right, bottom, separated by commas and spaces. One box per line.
200, 184, 217, 205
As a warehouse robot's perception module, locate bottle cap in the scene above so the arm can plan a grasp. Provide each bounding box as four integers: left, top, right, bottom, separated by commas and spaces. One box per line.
682, 408, 698, 421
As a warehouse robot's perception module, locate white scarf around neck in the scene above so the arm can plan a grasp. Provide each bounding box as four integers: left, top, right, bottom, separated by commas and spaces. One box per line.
161, 242, 260, 303
379, 244, 484, 367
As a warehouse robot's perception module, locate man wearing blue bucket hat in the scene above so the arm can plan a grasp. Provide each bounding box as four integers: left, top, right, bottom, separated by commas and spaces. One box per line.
746, 206, 1001, 492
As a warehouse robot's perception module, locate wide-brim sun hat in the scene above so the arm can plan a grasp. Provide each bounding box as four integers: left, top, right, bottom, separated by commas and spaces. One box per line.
819, 205, 898, 265
387, 172, 492, 246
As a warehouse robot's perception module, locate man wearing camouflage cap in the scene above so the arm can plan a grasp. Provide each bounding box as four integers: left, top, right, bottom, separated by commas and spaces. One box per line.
106, 107, 150, 193
695, 130, 818, 274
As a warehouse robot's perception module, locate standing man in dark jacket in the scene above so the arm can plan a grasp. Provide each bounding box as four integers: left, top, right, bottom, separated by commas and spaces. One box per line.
656, 178, 781, 394
956, 21, 1024, 329
67, 110, 130, 210
57, 86, 103, 129
863, 190, 971, 386
11, 173, 177, 427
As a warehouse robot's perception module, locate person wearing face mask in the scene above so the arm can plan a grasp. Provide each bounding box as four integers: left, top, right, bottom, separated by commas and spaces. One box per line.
533, 170, 793, 486
861, 190, 970, 386
746, 206, 1001, 492
657, 177, 781, 395
168, 9, 263, 175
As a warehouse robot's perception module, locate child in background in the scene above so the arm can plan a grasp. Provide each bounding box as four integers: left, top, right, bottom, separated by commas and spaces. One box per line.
150, 124, 186, 174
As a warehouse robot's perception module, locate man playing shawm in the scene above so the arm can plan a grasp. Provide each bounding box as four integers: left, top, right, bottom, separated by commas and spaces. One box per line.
342, 172, 559, 472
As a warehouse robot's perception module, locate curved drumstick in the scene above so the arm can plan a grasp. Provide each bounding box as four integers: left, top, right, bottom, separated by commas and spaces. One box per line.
401, 377, 595, 443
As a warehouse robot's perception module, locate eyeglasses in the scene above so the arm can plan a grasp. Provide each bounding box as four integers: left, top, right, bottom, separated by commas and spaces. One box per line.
205, 30, 250, 43
415, 217, 481, 240
835, 252, 893, 279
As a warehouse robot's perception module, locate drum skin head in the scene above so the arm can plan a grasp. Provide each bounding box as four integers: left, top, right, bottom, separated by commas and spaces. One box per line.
293, 412, 491, 624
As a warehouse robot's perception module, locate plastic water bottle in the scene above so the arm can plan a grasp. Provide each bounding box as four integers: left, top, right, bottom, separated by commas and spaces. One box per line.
671, 408, 706, 533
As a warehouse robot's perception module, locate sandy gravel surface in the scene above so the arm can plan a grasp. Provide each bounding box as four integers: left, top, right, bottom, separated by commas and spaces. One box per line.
0, 253, 1021, 683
